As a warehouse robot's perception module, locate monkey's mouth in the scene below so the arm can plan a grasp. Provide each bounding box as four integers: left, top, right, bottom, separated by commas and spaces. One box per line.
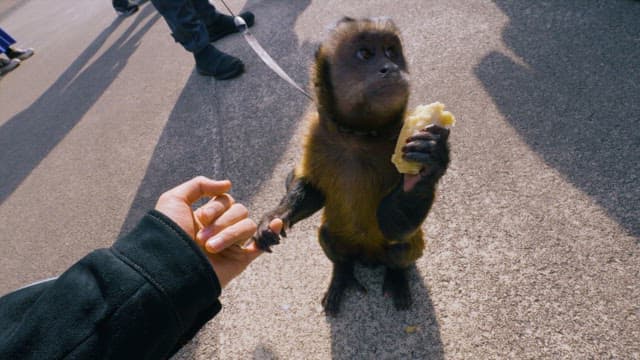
369, 77, 409, 95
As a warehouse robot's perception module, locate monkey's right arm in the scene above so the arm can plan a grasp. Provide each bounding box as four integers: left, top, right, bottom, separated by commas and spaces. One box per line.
253, 176, 325, 252
377, 126, 450, 240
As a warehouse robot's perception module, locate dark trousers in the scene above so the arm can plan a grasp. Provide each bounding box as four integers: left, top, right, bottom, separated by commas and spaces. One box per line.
112, 0, 133, 9
150, 0, 220, 53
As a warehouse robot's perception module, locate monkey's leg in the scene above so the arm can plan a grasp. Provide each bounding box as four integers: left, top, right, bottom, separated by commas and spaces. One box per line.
382, 241, 414, 310
382, 266, 412, 310
254, 174, 325, 251
319, 225, 366, 316
321, 261, 366, 316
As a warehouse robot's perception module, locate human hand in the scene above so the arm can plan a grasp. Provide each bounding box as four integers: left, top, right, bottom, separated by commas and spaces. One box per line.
191, 193, 281, 288
155, 176, 281, 287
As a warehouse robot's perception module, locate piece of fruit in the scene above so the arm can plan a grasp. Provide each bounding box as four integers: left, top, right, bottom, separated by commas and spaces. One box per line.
391, 102, 455, 174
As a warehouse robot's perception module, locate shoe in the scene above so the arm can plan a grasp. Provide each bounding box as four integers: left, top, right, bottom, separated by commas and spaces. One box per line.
207, 11, 255, 42
6, 47, 34, 61
0, 57, 20, 76
194, 44, 244, 80
114, 4, 139, 17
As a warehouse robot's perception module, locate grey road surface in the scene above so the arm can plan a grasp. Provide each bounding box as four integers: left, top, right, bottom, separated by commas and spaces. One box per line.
1, 0, 638, 359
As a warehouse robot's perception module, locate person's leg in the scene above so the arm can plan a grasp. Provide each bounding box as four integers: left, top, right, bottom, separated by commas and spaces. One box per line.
149, 0, 243, 79
188, 0, 255, 42
0, 27, 17, 54
112, 0, 139, 16
151, 0, 209, 53
188, 0, 218, 25
0, 27, 33, 62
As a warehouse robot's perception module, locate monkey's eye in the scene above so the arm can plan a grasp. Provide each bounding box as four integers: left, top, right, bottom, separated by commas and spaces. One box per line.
384, 47, 397, 59
356, 48, 374, 61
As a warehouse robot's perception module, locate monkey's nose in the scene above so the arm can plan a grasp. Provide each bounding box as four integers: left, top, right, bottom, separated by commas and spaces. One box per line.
379, 63, 399, 77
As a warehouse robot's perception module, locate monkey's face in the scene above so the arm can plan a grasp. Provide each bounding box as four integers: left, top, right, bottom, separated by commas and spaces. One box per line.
329, 30, 409, 128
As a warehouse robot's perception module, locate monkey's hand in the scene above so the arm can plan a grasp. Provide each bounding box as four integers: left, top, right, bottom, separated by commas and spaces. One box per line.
401, 125, 450, 192
253, 216, 286, 253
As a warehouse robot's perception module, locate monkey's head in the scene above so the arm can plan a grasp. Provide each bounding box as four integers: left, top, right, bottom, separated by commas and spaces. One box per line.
313, 17, 409, 131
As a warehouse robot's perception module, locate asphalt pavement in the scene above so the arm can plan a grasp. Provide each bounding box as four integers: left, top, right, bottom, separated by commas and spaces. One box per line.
1, 0, 638, 359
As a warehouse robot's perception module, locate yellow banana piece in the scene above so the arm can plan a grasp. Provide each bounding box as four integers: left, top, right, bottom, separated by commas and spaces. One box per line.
391, 102, 455, 175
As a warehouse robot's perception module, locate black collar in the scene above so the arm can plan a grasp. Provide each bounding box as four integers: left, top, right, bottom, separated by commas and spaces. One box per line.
336, 124, 381, 137
332, 116, 403, 138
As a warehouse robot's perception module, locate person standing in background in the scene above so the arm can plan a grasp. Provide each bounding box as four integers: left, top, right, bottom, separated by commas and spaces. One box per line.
149, 0, 254, 79
0, 27, 34, 76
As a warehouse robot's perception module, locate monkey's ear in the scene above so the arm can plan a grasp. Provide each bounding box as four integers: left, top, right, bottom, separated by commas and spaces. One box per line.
338, 16, 356, 24
328, 16, 356, 32
370, 16, 397, 28
314, 45, 323, 60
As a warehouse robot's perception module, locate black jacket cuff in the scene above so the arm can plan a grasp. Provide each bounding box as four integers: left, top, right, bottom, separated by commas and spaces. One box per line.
112, 210, 222, 335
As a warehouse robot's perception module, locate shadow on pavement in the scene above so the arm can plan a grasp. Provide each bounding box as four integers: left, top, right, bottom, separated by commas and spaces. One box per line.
252, 344, 278, 359
327, 266, 443, 359
0, 4, 160, 204
118, 0, 314, 236
475, 0, 640, 239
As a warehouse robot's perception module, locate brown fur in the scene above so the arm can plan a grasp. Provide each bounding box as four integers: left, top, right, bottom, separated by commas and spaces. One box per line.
254, 17, 448, 314
296, 113, 424, 265
297, 17, 423, 265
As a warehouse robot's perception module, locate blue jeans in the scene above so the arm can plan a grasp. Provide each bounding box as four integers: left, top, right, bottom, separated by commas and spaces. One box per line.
150, 0, 220, 53
0, 27, 17, 54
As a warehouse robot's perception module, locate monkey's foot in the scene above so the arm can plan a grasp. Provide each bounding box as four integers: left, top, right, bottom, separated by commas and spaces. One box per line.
383, 267, 412, 310
322, 264, 366, 316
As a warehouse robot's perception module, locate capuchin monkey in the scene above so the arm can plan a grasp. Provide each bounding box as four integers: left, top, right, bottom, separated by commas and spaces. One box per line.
254, 17, 450, 316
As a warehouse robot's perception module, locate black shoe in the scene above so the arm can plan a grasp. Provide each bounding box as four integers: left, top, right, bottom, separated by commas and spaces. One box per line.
207, 11, 255, 42
0, 57, 20, 76
194, 45, 244, 80
114, 4, 138, 17
6, 47, 34, 61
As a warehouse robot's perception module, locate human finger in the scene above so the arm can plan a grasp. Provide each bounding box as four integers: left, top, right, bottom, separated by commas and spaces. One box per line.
205, 218, 258, 253
195, 194, 234, 226
194, 195, 234, 245
268, 218, 284, 235
165, 176, 232, 205
199, 203, 249, 240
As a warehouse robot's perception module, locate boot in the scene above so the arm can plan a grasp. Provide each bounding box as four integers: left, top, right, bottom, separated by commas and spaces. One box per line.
194, 44, 244, 80
207, 12, 255, 42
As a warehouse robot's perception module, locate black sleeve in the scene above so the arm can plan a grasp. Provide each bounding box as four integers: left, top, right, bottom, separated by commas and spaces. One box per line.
0, 210, 222, 360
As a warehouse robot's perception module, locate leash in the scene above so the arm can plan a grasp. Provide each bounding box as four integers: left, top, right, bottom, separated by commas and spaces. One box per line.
217, 0, 313, 101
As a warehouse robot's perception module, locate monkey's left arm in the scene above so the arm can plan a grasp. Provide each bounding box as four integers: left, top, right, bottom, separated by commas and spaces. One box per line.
377, 126, 450, 239
253, 174, 325, 252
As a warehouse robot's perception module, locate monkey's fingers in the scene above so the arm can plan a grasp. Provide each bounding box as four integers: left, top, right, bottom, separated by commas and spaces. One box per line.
402, 140, 436, 154
405, 130, 440, 143
421, 124, 450, 139
403, 151, 433, 164
253, 226, 281, 253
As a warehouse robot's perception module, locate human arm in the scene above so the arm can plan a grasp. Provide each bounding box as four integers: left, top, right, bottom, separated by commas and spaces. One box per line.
0, 177, 275, 359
